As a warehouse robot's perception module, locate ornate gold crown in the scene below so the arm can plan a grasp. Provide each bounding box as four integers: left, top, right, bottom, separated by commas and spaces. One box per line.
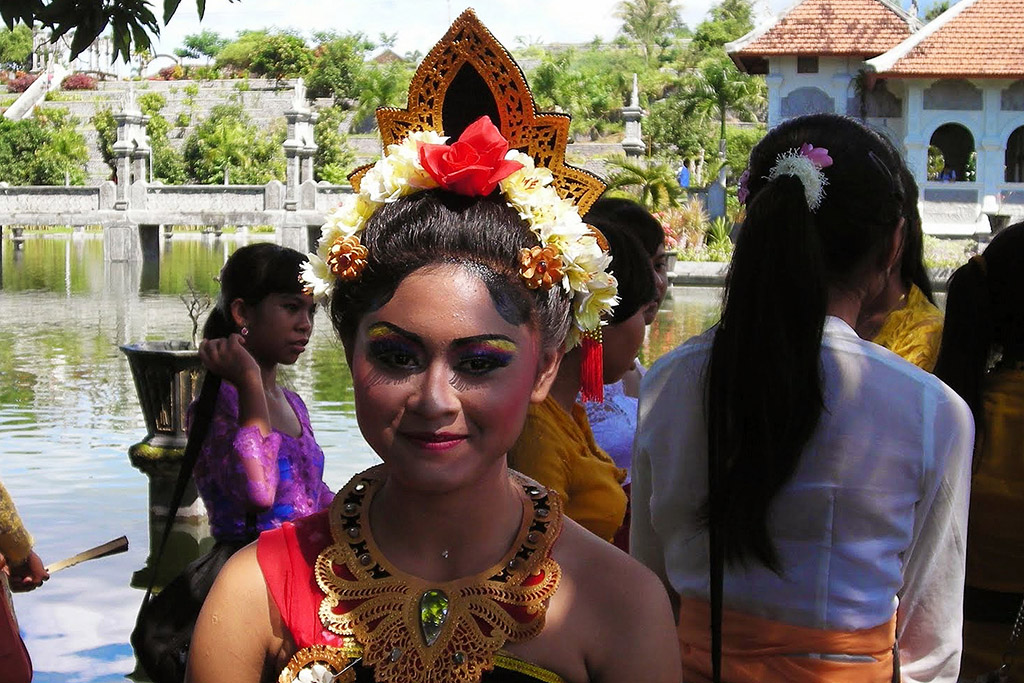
350, 9, 607, 215
302, 9, 614, 401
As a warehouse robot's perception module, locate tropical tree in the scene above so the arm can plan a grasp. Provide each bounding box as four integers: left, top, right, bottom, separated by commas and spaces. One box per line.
615, 0, 682, 65
604, 158, 682, 210
352, 61, 413, 132
1, 0, 225, 62
183, 104, 284, 184
675, 55, 765, 158
250, 33, 313, 86
215, 30, 268, 75
925, 1, 951, 21
305, 32, 374, 103
0, 24, 32, 71
690, 0, 755, 55
530, 50, 634, 139
174, 29, 228, 64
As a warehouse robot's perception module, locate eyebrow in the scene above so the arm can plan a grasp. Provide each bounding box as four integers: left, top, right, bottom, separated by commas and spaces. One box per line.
366, 323, 516, 348
452, 334, 518, 348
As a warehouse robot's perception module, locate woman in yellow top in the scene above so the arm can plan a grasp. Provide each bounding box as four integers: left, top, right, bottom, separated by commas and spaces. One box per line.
0, 480, 47, 592
934, 222, 1024, 679
508, 217, 657, 542
856, 161, 943, 371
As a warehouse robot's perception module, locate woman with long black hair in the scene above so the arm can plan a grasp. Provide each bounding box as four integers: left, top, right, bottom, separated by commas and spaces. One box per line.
632, 114, 974, 683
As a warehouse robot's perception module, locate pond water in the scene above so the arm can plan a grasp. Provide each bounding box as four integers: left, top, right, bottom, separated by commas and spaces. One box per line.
0, 232, 722, 682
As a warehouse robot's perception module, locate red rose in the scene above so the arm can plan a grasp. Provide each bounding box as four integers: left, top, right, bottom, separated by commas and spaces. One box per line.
418, 116, 523, 196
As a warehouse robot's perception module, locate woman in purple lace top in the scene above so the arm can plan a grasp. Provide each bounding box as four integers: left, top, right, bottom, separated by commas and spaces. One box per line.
194, 243, 333, 543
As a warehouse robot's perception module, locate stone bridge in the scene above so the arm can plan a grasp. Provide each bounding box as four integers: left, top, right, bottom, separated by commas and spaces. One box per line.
0, 179, 351, 259
0, 79, 350, 260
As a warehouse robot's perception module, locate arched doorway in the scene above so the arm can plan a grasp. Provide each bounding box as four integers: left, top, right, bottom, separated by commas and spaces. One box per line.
928, 123, 976, 182
1006, 126, 1024, 183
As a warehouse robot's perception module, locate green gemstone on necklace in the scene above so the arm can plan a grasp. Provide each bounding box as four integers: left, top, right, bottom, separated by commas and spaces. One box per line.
419, 589, 449, 647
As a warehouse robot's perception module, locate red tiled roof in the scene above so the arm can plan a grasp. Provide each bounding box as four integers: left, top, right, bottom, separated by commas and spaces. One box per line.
871, 0, 1024, 78
730, 0, 916, 58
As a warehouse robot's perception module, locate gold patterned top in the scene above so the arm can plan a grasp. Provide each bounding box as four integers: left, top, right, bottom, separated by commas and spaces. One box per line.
872, 284, 944, 372
274, 468, 564, 683
0, 480, 32, 565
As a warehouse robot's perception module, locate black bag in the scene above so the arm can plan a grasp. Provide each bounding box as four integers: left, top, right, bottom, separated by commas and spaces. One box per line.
131, 539, 247, 682
130, 373, 224, 683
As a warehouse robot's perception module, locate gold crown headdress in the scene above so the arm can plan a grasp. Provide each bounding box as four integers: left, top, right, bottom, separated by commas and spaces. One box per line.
301, 9, 615, 400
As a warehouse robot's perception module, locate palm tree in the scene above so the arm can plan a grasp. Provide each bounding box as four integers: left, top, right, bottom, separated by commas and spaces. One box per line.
204, 120, 250, 184
604, 158, 682, 210
677, 56, 765, 159
616, 0, 681, 66
352, 62, 413, 132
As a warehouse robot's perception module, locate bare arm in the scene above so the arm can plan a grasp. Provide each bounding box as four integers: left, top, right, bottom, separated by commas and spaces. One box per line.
186, 544, 281, 682
589, 556, 682, 683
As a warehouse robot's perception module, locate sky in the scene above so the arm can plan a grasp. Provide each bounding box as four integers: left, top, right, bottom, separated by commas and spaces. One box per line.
149, 0, 952, 61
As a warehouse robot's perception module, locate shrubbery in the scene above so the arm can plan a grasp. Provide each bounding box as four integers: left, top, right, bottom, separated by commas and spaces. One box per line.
157, 64, 184, 81
6, 72, 37, 93
61, 73, 97, 90
313, 105, 356, 183
0, 107, 88, 184
183, 102, 284, 184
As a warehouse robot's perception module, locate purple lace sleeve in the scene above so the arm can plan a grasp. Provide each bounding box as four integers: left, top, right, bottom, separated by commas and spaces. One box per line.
191, 383, 332, 540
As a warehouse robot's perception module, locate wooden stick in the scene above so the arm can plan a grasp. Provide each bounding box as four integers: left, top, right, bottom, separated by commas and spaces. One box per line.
45, 536, 129, 574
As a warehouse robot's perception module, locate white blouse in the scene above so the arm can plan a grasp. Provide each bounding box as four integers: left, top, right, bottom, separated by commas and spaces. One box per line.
631, 317, 974, 683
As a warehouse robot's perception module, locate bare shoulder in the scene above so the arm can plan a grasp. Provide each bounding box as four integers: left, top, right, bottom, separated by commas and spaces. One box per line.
555, 518, 664, 596
187, 544, 284, 682
552, 519, 682, 683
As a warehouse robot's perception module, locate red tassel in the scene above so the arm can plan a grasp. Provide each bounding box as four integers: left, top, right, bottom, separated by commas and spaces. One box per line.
579, 329, 604, 403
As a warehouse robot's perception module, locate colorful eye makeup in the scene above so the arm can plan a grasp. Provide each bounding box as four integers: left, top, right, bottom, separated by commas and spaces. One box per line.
457, 338, 517, 370
366, 323, 421, 370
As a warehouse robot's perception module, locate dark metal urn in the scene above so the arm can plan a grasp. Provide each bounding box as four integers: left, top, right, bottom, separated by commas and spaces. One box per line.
121, 340, 211, 588
120, 340, 204, 452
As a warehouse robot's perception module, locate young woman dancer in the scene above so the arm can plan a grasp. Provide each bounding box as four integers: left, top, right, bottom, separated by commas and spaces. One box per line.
186, 11, 679, 683
632, 114, 974, 683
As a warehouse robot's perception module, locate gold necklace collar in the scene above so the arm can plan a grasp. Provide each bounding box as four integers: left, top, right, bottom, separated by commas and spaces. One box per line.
309, 468, 563, 683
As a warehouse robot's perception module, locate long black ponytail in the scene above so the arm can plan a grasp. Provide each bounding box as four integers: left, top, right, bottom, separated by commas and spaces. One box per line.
706, 114, 905, 571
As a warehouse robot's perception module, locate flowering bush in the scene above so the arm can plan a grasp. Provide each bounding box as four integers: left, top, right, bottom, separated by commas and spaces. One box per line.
157, 64, 184, 81
61, 74, 97, 90
652, 210, 680, 251
655, 196, 709, 252
6, 73, 38, 93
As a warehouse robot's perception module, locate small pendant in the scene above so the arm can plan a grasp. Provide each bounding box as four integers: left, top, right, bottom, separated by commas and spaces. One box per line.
419, 589, 450, 647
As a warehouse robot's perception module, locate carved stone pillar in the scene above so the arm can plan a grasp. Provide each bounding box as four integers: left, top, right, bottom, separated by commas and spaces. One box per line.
621, 74, 646, 157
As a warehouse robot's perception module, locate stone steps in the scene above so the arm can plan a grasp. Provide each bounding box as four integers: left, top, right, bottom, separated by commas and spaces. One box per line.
36, 77, 302, 185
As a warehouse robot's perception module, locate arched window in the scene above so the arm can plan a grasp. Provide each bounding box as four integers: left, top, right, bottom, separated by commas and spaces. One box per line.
1006, 126, 1024, 182
928, 123, 976, 182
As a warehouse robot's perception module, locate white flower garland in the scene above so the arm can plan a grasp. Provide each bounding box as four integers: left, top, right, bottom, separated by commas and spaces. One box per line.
767, 149, 829, 212
301, 133, 618, 348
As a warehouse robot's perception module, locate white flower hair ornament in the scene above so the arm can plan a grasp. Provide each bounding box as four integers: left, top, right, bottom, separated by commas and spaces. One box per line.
300, 116, 618, 397
765, 143, 834, 212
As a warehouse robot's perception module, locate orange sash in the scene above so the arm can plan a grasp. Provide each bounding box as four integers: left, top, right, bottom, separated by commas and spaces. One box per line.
677, 597, 898, 683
